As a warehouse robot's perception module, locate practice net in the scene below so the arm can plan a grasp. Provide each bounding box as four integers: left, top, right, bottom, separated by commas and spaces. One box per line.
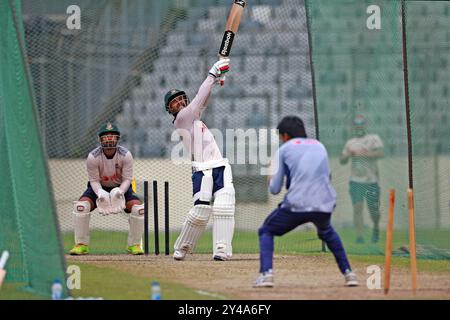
20, 0, 449, 259
0, 0, 68, 297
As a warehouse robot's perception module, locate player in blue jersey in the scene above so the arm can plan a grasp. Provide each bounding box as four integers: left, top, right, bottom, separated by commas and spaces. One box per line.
254, 116, 358, 288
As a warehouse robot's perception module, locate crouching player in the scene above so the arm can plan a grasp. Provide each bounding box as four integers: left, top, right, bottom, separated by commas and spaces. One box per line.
255, 116, 358, 287
69, 122, 144, 255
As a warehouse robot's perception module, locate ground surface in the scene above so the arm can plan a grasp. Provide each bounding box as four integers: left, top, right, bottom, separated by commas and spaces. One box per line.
66, 253, 450, 300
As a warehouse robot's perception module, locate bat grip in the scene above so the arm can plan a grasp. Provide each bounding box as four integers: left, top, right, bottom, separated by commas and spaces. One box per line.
220, 76, 226, 86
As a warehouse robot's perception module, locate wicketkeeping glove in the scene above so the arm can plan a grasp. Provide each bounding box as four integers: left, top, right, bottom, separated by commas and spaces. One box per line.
110, 187, 126, 214
96, 189, 113, 216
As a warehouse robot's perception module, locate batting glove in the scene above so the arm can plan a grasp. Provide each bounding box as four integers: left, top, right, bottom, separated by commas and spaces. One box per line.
209, 58, 230, 78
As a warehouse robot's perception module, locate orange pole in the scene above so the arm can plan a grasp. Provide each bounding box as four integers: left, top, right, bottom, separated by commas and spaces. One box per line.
384, 189, 395, 295
408, 188, 418, 294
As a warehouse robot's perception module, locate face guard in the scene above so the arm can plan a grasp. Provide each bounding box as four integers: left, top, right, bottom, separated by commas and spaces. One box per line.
99, 133, 120, 149
168, 94, 189, 114
164, 89, 189, 115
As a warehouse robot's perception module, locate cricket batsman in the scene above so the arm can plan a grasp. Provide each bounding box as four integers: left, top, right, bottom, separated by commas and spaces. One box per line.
164, 58, 235, 261
255, 116, 358, 287
69, 122, 145, 255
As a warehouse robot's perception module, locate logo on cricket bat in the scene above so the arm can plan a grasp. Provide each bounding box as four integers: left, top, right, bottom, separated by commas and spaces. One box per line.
219, 30, 235, 57
234, 0, 246, 7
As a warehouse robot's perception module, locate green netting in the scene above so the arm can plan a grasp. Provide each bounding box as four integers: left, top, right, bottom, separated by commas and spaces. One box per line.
0, 0, 68, 297
406, 1, 450, 259
18, 0, 449, 260
306, 0, 449, 259
22, 0, 320, 255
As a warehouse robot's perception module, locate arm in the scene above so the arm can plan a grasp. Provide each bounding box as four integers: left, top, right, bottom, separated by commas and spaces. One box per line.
184, 75, 216, 119
368, 135, 384, 158
356, 148, 384, 158
184, 59, 229, 119
268, 149, 285, 195
354, 135, 384, 158
340, 142, 350, 165
119, 152, 133, 194
86, 154, 103, 196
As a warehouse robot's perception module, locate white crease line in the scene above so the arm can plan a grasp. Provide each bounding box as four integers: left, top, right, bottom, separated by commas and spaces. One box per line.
195, 290, 227, 300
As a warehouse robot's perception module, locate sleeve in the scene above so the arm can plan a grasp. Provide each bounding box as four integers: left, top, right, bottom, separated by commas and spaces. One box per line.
184, 75, 216, 119
119, 152, 133, 194
86, 154, 102, 196
371, 135, 384, 150
269, 148, 285, 195
119, 151, 133, 193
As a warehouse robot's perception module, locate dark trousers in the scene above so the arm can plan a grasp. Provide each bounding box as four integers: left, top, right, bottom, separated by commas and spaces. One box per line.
258, 207, 351, 274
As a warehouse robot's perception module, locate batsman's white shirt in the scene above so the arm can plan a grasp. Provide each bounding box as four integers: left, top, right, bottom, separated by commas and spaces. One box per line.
174, 75, 226, 171
86, 145, 133, 195
341, 134, 383, 183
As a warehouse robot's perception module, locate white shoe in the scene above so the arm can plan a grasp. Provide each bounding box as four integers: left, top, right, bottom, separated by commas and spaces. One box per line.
344, 270, 359, 287
173, 244, 190, 261
213, 252, 228, 261
173, 249, 186, 261
254, 271, 274, 288
213, 243, 230, 261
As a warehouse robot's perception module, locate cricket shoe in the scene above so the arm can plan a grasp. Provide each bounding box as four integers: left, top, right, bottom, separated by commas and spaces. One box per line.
173, 244, 190, 261
254, 270, 274, 288
70, 244, 89, 255
213, 252, 228, 261
344, 270, 359, 287
127, 244, 144, 255
213, 244, 230, 261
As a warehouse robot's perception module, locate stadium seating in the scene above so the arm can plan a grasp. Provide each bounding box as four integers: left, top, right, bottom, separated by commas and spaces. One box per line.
116, 0, 448, 160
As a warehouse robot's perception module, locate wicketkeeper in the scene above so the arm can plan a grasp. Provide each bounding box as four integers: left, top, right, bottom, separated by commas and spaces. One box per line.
164, 58, 235, 261
69, 122, 145, 255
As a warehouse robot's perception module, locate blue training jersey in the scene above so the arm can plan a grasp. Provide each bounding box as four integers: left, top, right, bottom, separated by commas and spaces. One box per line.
269, 138, 337, 213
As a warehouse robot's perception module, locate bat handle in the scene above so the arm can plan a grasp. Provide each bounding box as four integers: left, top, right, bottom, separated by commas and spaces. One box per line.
0, 251, 9, 269
218, 55, 228, 86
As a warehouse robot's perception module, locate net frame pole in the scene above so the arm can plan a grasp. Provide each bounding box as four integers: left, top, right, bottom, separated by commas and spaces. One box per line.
304, 1, 326, 253
401, 0, 413, 189
401, 0, 417, 294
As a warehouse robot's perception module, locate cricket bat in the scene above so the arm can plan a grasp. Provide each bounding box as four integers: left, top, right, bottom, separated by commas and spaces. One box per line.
218, 0, 247, 85
0, 251, 10, 289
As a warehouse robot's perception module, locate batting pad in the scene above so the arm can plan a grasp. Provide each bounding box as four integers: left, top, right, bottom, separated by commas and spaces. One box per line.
212, 187, 235, 257
174, 205, 212, 252
73, 201, 91, 245
128, 204, 144, 246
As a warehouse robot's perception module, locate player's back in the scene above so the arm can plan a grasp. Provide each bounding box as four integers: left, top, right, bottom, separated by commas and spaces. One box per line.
280, 138, 336, 213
